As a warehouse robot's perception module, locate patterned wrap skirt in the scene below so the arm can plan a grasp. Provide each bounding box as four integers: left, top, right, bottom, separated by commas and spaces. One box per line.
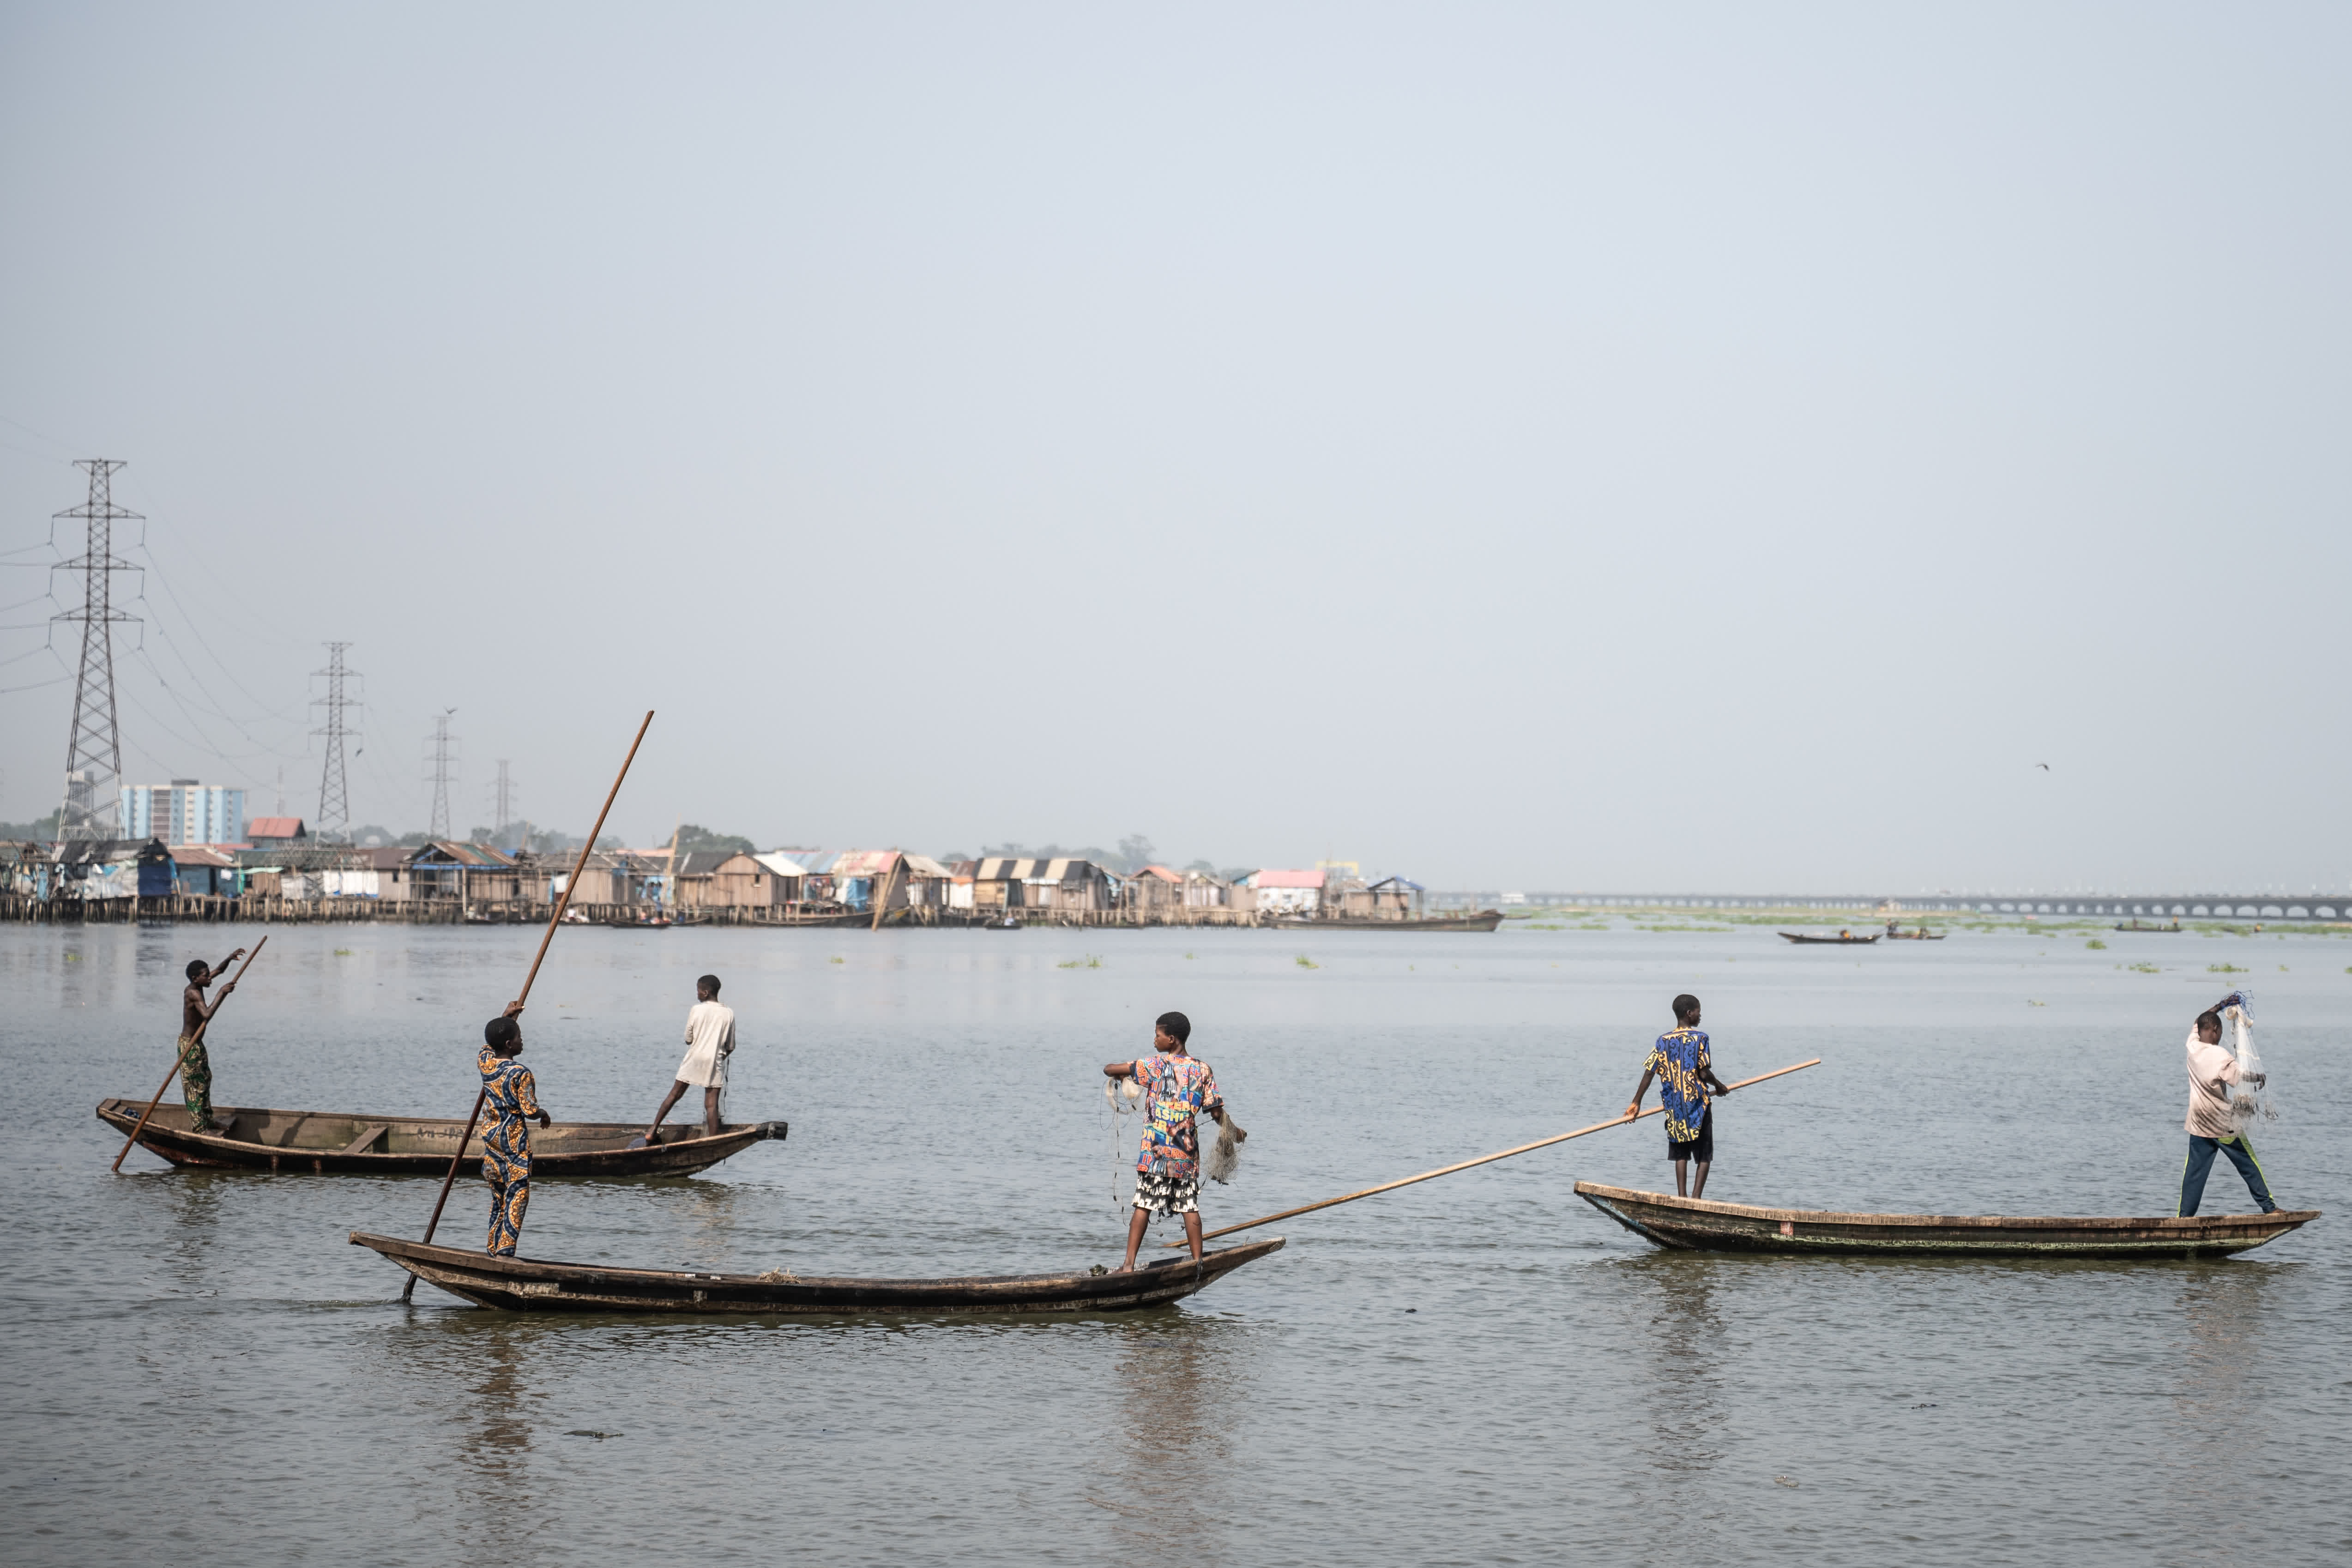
1132, 1170, 1200, 1217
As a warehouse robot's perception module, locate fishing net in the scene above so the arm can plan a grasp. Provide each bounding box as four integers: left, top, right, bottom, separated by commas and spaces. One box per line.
2218, 990, 2273, 1128
1105, 1075, 1143, 1212
1204, 1112, 1248, 1184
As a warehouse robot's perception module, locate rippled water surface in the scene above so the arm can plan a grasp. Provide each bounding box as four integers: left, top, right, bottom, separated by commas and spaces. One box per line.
2, 920, 2345, 1566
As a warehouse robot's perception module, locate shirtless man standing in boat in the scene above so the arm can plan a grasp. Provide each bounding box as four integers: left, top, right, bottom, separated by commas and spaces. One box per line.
178, 947, 247, 1134
1104, 1011, 1225, 1272
1625, 993, 1733, 1199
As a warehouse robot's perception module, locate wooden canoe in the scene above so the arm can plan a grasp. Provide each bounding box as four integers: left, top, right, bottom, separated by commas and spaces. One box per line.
1574, 1181, 2319, 1259
97, 1098, 784, 1177
350, 1230, 1286, 1314
1778, 931, 1879, 944
1267, 911, 1504, 932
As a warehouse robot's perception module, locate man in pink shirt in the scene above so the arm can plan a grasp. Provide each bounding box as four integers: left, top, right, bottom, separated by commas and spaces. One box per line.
2178, 1002, 2277, 1217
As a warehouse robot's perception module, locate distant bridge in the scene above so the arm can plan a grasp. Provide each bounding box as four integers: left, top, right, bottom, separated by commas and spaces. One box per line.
1429, 892, 2350, 922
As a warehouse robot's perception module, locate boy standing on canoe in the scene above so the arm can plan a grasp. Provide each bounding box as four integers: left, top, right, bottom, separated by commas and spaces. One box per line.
178, 948, 247, 1133
2179, 1001, 2278, 1216
479, 1000, 551, 1256
1625, 993, 1733, 1199
1104, 1011, 1224, 1272
641, 973, 735, 1142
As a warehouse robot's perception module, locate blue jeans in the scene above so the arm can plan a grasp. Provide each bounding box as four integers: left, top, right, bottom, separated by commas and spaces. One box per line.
2178, 1134, 2275, 1216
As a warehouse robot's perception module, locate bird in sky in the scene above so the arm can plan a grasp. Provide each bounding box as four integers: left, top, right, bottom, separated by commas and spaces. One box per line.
2035, 763, 2050, 771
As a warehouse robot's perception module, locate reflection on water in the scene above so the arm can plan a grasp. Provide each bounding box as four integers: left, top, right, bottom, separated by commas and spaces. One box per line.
669, 1182, 747, 1271
163, 1174, 227, 1287
2160, 1264, 2271, 1561
1622, 1254, 1731, 1475
380, 1316, 551, 1561
1102, 1315, 1244, 1563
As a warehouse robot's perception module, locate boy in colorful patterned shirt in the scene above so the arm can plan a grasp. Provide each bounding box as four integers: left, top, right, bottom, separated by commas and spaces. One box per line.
1104, 1010, 1224, 1272
1625, 993, 1732, 1199
477, 1000, 551, 1257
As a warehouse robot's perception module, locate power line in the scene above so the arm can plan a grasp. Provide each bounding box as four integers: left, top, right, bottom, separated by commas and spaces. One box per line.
52, 459, 140, 839
313, 642, 360, 841
494, 758, 514, 837
424, 709, 458, 840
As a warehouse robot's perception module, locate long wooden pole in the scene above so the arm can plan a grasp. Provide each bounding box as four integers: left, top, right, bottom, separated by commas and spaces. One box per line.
111, 937, 271, 1172
405, 711, 654, 1300
1165, 1057, 1821, 1248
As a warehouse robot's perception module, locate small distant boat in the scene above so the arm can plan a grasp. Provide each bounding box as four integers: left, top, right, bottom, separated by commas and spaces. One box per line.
1267, 911, 1504, 932
99, 1099, 784, 1177
2115, 919, 2183, 932
350, 1230, 1286, 1314
1778, 930, 1878, 945
1882, 923, 1946, 941
984, 913, 1023, 929
1575, 1182, 2318, 1260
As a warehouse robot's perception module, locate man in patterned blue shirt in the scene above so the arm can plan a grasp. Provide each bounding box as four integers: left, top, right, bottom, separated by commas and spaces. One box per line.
1625, 993, 1733, 1198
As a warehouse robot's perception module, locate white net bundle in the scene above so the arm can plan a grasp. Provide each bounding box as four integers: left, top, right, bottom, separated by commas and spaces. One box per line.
2220, 990, 2273, 1129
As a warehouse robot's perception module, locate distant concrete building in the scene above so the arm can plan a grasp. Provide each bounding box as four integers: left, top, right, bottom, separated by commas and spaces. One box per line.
122, 781, 245, 845
1244, 868, 1325, 914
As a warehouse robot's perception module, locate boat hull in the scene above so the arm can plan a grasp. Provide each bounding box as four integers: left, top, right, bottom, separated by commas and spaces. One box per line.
1778, 932, 1878, 944
98, 1099, 784, 1177
1268, 911, 1503, 932
350, 1230, 1285, 1314
1574, 1182, 2317, 1260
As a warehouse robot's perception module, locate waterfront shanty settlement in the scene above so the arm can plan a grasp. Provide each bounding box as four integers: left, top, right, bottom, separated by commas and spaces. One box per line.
3, 829, 1446, 928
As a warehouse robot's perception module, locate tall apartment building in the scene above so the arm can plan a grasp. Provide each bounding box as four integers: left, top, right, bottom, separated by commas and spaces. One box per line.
121, 780, 247, 845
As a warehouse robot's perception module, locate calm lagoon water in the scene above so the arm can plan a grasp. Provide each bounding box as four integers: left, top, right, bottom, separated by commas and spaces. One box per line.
2, 918, 2345, 1566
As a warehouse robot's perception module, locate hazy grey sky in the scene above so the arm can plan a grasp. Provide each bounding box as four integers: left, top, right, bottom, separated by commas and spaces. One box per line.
2, 4, 2345, 892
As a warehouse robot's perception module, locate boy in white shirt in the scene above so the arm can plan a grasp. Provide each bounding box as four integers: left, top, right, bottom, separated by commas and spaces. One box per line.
643, 973, 735, 1141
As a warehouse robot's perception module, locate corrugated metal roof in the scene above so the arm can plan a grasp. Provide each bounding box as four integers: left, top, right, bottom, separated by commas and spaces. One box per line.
976, 856, 1104, 881
166, 845, 238, 868
753, 852, 808, 877
413, 841, 518, 868
247, 816, 306, 839
830, 849, 901, 878
1134, 865, 1183, 883
1253, 868, 1326, 889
